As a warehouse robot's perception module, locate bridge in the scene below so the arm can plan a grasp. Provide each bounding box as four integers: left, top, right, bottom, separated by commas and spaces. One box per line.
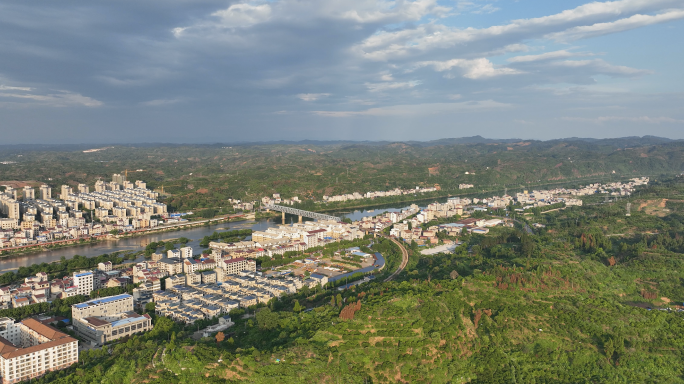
264, 204, 342, 223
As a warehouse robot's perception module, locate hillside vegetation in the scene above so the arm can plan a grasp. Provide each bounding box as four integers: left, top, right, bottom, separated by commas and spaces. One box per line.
1, 137, 683, 213
23, 176, 684, 383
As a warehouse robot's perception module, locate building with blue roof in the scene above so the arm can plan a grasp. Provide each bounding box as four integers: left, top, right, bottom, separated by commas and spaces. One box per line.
72, 293, 153, 345
72, 270, 94, 296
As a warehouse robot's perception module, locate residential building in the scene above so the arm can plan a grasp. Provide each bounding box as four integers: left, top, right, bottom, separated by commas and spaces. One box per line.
0, 317, 78, 384
72, 271, 94, 297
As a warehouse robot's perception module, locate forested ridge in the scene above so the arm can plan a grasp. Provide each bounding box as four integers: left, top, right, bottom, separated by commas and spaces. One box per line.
1, 138, 683, 213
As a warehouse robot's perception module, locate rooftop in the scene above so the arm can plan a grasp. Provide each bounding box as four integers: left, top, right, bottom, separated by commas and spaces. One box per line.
110, 313, 147, 328
73, 294, 132, 309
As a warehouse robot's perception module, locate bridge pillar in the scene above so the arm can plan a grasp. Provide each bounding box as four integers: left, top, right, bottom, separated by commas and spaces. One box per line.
282, 212, 286, 224
298, 215, 302, 223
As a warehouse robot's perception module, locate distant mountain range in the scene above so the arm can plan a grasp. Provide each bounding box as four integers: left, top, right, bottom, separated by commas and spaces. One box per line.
0, 135, 679, 152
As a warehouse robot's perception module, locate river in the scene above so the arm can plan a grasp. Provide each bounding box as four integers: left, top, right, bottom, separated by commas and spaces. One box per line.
0, 202, 427, 273
0, 182, 579, 272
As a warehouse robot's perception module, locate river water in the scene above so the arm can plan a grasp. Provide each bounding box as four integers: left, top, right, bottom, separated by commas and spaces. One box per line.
0, 181, 581, 272
0, 202, 427, 273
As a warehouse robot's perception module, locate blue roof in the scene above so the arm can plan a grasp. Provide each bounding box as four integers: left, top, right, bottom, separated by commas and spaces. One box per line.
74, 294, 132, 309
310, 273, 326, 279
110, 315, 147, 328
352, 252, 368, 256
440, 223, 464, 228
74, 272, 92, 277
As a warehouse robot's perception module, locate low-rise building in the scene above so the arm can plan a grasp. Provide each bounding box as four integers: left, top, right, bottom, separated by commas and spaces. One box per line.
72, 294, 152, 346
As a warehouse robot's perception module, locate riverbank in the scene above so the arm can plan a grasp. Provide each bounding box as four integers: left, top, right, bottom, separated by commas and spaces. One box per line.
0, 214, 251, 258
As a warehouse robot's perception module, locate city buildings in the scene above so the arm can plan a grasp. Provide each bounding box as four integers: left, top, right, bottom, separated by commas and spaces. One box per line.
0, 174, 167, 250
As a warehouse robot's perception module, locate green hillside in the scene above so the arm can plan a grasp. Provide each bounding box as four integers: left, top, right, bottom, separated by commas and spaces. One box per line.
24, 176, 684, 383
1, 138, 683, 213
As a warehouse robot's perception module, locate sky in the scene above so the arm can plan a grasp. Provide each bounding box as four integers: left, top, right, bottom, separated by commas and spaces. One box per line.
0, 0, 683, 143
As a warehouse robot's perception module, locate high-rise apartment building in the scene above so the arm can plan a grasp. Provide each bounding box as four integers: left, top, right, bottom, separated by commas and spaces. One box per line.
112, 174, 125, 185
39, 185, 51, 200
59, 185, 72, 200
21, 187, 34, 201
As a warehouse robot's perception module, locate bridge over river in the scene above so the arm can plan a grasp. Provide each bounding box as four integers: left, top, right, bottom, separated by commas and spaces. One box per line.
264, 204, 341, 223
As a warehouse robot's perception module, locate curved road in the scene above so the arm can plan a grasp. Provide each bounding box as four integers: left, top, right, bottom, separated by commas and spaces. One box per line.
382, 235, 409, 282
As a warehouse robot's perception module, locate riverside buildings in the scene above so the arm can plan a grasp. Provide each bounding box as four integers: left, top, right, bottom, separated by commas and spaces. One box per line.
0, 175, 167, 250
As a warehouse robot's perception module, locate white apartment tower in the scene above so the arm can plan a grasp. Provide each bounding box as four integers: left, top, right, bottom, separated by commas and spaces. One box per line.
72, 271, 94, 297
59, 185, 72, 200
39, 185, 51, 200
22, 187, 34, 201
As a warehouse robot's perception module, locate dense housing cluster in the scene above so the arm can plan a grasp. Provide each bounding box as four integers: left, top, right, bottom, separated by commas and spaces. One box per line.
318, 186, 439, 203
154, 271, 318, 324
0, 174, 167, 249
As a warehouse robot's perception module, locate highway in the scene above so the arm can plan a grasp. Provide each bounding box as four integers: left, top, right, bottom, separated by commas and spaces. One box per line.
382, 235, 409, 282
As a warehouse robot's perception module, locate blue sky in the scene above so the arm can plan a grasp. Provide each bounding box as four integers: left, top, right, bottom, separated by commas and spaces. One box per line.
0, 0, 682, 143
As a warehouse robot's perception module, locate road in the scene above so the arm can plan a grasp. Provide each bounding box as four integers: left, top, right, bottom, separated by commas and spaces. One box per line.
382, 235, 409, 282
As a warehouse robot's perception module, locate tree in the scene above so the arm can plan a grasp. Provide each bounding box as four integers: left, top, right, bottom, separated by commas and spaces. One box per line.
336, 294, 343, 307
450, 270, 459, 279
605, 338, 615, 363
293, 300, 302, 313
145, 302, 156, 313
256, 308, 279, 330
216, 331, 225, 345
109, 229, 119, 235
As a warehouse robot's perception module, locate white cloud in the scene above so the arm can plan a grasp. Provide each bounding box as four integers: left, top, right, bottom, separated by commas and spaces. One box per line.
211, 3, 272, 28
414, 58, 521, 79
0, 88, 102, 107
336, 0, 451, 23
365, 80, 420, 92
473, 4, 500, 14
312, 99, 510, 117
562, 115, 684, 123
354, 0, 683, 61
547, 9, 684, 42
508, 49, 595, 63
551, 59, 651, 77
297, 93, 331, 101
0, 85, 33, 91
